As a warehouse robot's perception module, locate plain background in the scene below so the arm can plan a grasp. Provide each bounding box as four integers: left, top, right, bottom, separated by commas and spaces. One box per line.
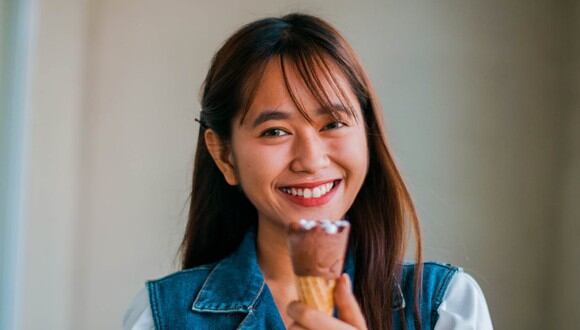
2, 0, 579, 329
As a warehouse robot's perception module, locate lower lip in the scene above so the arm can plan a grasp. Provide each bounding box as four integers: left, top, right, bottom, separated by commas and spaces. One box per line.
279, 180, 341, 207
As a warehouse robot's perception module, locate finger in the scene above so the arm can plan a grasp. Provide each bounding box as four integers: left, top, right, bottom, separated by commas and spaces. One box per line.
287, 301, 355, 330
335, 274, 368, 330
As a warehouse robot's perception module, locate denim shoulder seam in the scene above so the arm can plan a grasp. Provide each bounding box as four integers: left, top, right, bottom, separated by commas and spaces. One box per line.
146, 281, 163, 330
422, 261, 456, 268
402, 261, 458, 269
431, 266, 461, 325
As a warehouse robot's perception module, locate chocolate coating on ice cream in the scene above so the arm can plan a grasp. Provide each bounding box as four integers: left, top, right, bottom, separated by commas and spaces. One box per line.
287, 219, 350, 279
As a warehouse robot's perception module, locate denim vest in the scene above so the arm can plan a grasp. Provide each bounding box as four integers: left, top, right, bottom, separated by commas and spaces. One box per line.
146, 227, 460, 330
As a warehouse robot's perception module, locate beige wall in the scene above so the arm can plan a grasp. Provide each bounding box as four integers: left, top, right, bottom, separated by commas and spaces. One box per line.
15, 1, 578, 329
550, 1, 580, 329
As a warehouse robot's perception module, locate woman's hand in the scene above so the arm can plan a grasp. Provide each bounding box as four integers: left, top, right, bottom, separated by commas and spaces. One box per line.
287, 274, 368, 330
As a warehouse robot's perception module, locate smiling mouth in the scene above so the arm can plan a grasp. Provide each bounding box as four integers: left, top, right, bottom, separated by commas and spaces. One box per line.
278, 180, 341, 199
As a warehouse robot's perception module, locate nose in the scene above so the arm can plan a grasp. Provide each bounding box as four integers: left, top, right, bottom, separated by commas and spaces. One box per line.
289, 130, 330, 174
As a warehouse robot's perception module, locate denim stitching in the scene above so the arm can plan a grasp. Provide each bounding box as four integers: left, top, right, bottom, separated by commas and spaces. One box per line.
235, 281, 265, 329
191, 261, 226, 311
147, 281, 164, 330
431, 265, 460, 325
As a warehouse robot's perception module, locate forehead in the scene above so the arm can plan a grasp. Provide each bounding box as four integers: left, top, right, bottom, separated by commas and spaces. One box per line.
239, 55, 360, 125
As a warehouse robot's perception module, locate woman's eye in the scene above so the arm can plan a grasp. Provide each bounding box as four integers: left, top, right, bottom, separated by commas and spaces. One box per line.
322, 121, 347, 130
260, 128, 289, 137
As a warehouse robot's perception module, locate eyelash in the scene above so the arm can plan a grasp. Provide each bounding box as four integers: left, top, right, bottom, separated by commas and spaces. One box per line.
259, 121, 348, 138
323, 121, 346, 130
260, 128, 288, 137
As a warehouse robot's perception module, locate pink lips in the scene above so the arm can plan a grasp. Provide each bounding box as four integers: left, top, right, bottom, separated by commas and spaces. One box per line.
279, 179, 341, 207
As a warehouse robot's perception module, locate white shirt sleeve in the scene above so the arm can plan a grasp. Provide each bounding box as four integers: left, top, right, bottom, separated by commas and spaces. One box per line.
123, 287, 155, 330
434, 271, 493, 330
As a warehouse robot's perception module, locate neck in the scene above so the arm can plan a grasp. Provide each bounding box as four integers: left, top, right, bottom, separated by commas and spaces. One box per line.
256, 219, 296, 284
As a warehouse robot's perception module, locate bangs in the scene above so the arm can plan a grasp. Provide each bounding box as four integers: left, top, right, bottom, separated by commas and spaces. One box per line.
238, 47, 361, 126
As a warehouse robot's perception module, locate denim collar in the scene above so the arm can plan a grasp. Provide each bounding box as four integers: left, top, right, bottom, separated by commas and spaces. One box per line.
191, 226, 265, 313
190, 225, 404, 313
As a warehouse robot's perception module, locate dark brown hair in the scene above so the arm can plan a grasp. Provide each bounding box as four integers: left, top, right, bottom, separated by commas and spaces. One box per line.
180, 13, 423, 330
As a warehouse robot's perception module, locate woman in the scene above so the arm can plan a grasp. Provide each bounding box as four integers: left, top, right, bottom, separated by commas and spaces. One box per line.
124, 13, 493, 330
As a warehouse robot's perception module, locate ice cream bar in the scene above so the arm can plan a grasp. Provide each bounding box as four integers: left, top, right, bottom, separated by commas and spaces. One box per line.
287, 219, 351, 315
288, 219, 350, 279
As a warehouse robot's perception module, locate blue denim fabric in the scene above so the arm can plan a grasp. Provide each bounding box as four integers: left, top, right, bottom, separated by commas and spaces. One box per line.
147, 227, 460, 329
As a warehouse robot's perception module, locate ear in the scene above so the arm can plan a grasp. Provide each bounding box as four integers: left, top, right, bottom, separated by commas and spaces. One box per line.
204, 129, 239, 186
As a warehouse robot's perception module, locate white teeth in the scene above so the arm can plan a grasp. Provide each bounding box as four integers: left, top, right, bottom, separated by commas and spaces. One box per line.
312, 187, 321, 198
280, 180, 338, 198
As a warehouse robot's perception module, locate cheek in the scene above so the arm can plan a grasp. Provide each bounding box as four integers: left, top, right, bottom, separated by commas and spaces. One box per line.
332, 132, 369, 176
235, 143, 290, 190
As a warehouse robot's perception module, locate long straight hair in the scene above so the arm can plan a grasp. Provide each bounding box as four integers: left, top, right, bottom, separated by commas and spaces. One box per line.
179, 13, 423, 330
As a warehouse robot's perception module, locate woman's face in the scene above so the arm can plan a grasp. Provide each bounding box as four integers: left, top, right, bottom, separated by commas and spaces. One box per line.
208, 58, 369, 229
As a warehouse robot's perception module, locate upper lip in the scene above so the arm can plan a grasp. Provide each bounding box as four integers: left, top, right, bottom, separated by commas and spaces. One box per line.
279, 179, 339, 189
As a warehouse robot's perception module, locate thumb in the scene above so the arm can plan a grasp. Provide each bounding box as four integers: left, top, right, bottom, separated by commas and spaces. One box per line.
334, 273, 367, 330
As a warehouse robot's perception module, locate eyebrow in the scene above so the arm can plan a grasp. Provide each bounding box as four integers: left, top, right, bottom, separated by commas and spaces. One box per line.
251, 105, 352, 128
